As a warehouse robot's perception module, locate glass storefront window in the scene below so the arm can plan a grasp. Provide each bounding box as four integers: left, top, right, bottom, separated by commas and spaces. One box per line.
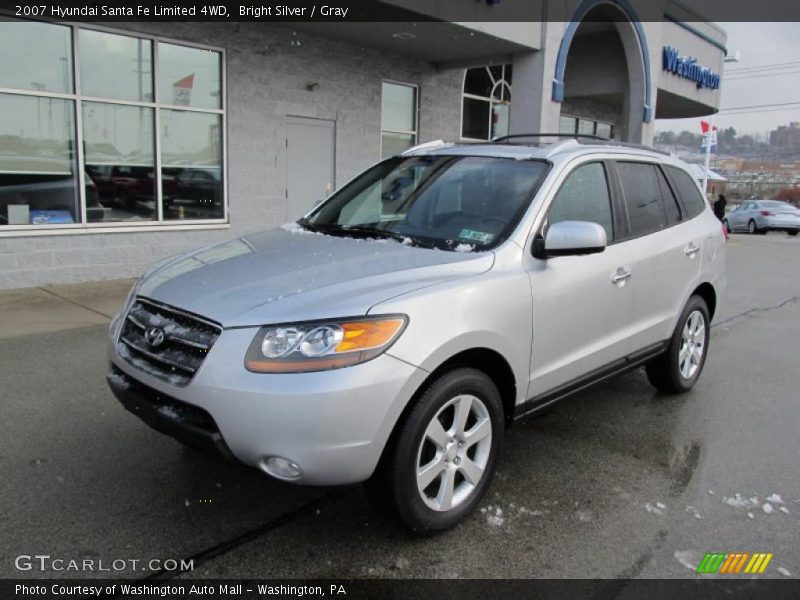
578, 119, 595, 136
461, 65, 511, 141
158, 42, 221, 110
380, 82, 417, 159
0, 93, 79, 226
560, 113, 614, 140
83, 102, 156, 222
161, 110, 223, 220
0, 19, 73, 94
79, 30, 153, 102
0, 18, 226, 232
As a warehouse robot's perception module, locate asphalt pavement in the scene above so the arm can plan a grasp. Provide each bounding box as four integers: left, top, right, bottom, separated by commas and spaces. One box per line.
1, 233, 798, 580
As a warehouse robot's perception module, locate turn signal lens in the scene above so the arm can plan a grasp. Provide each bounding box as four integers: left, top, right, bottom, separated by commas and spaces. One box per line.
245, 316, 407, 373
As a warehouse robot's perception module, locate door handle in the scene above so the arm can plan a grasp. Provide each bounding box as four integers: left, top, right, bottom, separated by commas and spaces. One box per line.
611, 268, 632, 285
685, 243, 700, 257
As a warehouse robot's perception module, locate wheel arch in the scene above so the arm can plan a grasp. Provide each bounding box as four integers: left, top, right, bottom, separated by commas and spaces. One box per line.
692, 281, 717, 320
376, 347, 518, 472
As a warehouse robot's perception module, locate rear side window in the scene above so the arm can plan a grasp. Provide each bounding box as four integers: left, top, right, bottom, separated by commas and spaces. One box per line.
547, 162, 614, 241
655, 166, 682, 224
616, 162, 667, 237
665, 166, 708, 219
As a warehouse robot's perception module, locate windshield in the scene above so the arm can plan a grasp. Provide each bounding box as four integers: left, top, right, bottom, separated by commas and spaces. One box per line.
303, 155, 550, 251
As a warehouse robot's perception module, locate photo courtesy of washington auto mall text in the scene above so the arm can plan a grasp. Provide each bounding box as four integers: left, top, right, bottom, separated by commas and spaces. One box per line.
1, 0, 800, 599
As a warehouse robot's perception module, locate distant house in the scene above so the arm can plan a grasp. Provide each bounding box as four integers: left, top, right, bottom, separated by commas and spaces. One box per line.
687, 163, 728, 197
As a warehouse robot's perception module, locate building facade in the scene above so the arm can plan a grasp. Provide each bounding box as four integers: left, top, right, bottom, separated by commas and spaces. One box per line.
0, 0, 726, 289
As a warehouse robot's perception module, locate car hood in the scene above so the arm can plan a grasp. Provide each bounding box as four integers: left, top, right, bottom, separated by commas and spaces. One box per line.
137, 227, 494, 327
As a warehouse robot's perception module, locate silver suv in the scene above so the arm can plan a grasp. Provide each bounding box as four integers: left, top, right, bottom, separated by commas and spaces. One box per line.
107, 135, 726, 533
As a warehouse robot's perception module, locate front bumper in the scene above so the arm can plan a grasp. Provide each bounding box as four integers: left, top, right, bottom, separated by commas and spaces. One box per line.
107, 314, 427, 485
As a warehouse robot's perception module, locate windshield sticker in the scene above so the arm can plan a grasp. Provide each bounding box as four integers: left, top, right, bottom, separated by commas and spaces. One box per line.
459, 229, 494, 244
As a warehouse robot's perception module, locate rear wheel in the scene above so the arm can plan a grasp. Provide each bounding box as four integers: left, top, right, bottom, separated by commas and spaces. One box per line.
646, 296, 710, 394
788, 230, 798, 237
748, 219, 759, 234
368, 368, 503, 534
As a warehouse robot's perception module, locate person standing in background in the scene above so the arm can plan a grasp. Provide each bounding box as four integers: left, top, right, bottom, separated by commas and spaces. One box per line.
713, 193, 727, 221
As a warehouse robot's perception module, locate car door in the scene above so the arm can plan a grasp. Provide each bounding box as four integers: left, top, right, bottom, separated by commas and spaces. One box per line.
732, 202, 753, 230
614, 161, 702, 351
524, 160, 634, 403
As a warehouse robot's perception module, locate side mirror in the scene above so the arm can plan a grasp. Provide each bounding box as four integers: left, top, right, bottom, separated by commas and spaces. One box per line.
534, 221, 607, 258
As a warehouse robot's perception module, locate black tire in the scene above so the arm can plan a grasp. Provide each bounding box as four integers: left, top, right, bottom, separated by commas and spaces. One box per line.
368, 368, 504, 534
646, 296, 710, 394
748, 219, 758, 234
788, 230, 798, 237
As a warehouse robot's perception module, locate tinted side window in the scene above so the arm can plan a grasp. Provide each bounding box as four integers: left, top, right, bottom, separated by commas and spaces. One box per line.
665, 166, 708, 219
617, 162, 667, 237
655, 166, 682, 224
548, 162, 613, 241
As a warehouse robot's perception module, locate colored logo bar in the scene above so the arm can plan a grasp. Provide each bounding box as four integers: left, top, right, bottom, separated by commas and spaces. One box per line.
697, 552, 773, 574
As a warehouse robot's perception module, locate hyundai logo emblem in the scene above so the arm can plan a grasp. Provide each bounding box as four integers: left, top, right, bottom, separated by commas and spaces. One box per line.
144, 327, 166, 348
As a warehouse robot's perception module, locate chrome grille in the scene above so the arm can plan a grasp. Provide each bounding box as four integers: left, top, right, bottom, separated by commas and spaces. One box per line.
117, 297, 222, 386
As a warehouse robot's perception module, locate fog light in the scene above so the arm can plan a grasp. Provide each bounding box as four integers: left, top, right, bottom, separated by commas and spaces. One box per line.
260, 456, 303, 480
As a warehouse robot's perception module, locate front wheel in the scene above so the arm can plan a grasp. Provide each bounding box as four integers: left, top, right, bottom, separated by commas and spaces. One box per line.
369, 368, 504, 534
646, 296, 710, 394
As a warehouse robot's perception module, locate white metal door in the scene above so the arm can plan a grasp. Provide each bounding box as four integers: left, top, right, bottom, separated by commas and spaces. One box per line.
286, 116, 335, 220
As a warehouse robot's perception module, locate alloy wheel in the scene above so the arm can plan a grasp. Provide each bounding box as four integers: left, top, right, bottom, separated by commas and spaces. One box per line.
679, 310, 706, 380
415, 394, 492, 511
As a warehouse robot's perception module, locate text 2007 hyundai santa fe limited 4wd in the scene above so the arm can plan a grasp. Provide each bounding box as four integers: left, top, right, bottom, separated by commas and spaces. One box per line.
107, 136, 726, 533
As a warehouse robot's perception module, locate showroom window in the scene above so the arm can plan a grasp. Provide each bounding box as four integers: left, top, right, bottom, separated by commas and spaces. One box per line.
461, 65, 512, 141
381, 81, 418, 159
0, 18, 225, 231
559, 114, 614, 139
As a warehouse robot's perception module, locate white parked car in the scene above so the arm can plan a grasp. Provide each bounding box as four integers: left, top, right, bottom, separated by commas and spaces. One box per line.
723, 200, 800, 235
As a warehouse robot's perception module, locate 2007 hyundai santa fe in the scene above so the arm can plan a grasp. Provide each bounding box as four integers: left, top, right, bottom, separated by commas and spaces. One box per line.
107, 135, 726, 533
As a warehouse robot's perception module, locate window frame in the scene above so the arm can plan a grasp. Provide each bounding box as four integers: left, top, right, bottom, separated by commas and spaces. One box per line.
608, 159, 696, 242
0, 18, 228, 236
460, 65, 512, 142
380, 80, 419, 159
661, 164, 710, 222
558, 112, 614, 140
539, 159, 620, 246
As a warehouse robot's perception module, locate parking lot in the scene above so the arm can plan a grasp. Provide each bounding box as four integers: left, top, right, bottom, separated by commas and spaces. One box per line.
1, 233, 798, 580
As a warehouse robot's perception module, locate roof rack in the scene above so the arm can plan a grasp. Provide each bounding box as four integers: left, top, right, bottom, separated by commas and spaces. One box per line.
579, 139, 671, 156
492, 133, 606, 143
491, 132, 671, 157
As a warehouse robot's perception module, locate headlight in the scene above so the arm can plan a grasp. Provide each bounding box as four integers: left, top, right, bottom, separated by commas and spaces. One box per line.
244, 315, 408, 373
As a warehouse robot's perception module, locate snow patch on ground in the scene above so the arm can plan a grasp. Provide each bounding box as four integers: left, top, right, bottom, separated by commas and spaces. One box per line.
722, 493, 760, 510
685, 505, 704, 519
674, 550, 702, 571
762, 502, 774, 514
778, 567, 792, 577
766, 493, 784, 505
645, 502, 665, 515
575, 510, 593, 523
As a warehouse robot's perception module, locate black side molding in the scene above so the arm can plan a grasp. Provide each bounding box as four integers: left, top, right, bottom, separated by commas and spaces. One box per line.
514, 341, 668, 419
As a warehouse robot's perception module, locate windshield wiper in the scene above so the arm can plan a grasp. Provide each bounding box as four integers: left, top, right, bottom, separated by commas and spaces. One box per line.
296, 218, 337, 234
340, 226, 436, 249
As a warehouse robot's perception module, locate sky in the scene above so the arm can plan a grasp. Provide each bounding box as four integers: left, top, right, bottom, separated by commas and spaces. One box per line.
654, 22, 800, 137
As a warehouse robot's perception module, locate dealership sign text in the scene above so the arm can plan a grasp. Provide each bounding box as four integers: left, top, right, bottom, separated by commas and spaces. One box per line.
663, 46, 720, 90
